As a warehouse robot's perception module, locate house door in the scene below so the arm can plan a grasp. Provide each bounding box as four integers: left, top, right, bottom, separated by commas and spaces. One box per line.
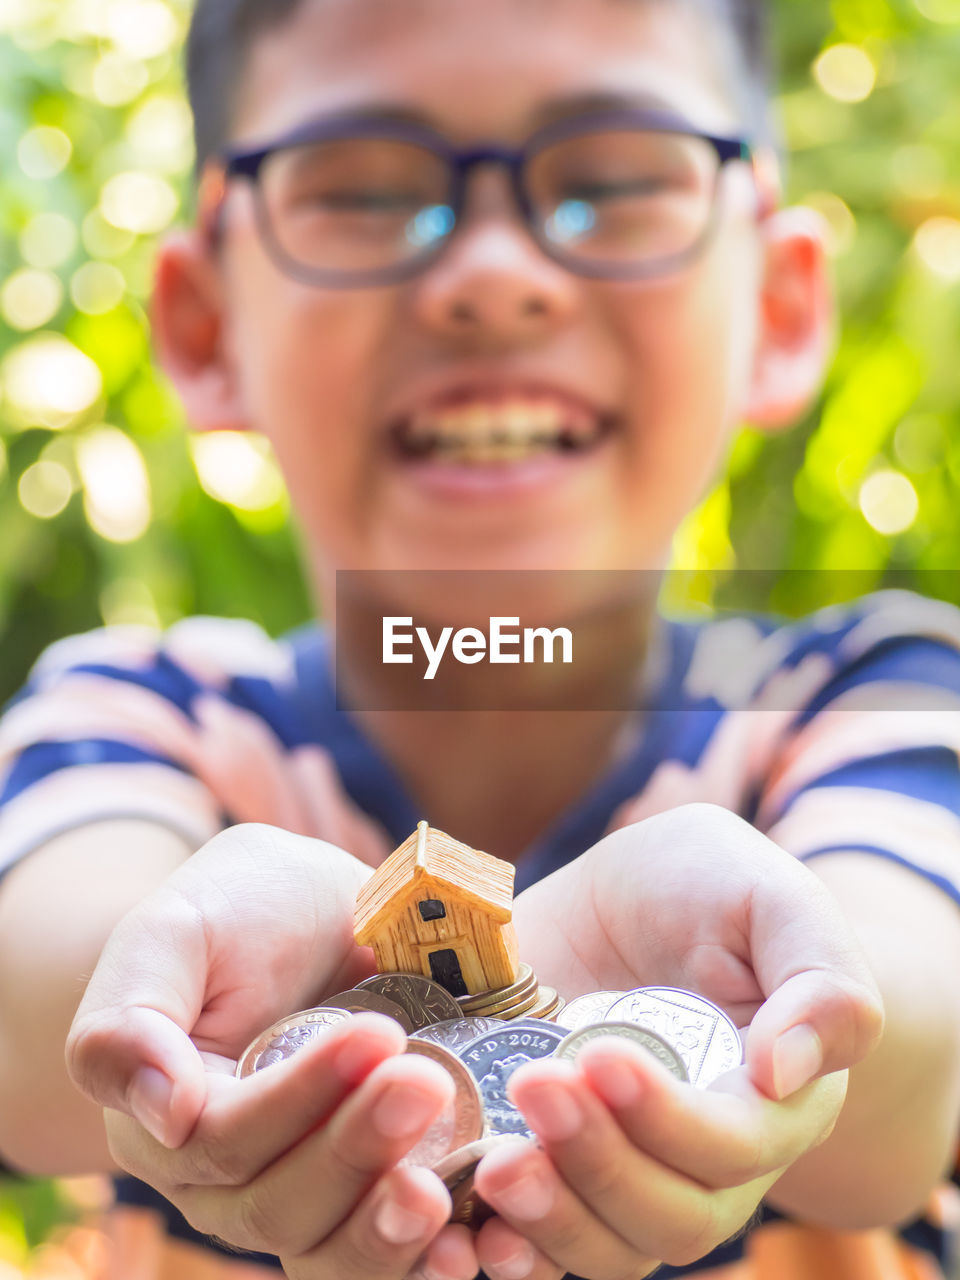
428, 948, 468, 997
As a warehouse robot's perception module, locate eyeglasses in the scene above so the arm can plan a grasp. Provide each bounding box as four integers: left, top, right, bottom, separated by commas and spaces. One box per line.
198, 107, 779, 289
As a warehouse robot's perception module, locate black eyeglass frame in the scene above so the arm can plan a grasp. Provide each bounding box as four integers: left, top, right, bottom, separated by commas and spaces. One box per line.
198, 106, 776, 289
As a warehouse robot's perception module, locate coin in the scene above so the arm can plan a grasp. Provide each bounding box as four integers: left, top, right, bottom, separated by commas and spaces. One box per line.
400, 1041, 486, 1168
479, 986, 540, 1020
356, 973, 462, 1031
433, 1135, 529, 1228
523, 985, 563, 1021
236, 1006, 352, 1079
605, 987, 743, 1086
320, 987, 416, 1033
457, 963, 535, 1011
555, 990, 626, 1031
459, 1023, 568, 1138
554, 1021, 689, 1082
410, 1016, 503, 1051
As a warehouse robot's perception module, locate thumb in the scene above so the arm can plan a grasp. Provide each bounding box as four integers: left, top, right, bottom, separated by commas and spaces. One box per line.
745, 967, 883, 1101
66, 896, 209, 1149
744, 861, 884, 1100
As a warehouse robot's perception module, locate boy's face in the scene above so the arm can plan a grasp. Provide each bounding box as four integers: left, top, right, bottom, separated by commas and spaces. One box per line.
158, 0, 829, 604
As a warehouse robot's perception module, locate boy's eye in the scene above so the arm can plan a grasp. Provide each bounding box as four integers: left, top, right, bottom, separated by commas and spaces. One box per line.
293, 188, 425, 214
559, 176, 670, 202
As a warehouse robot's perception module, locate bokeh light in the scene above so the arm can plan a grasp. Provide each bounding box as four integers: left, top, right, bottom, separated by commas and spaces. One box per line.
18, 460, 75, 519
913, 0, 960, 21
99, 170, 179, 235
99, 577, 162, 628
92, 50, 149, 106
17, 125, 72, 179
1, 334, 103, 428
813, 44, 877, 102
106, 0, 179, 59
191, 433, 289, 512
19, 212, 78, 269
70, 262, 126, 315
913, 217, 960, 282
1, 269, 64, 331
76, 425, 151, 542
859, 470, 920, 536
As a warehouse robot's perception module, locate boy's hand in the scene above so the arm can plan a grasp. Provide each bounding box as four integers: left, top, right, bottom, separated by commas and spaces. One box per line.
473, 1043, 845, 1279
65, 824, 479, 1279
471, 801, 883, 1278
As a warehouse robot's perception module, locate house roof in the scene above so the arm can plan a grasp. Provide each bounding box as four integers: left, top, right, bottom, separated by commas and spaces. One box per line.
354, 821, 515, 944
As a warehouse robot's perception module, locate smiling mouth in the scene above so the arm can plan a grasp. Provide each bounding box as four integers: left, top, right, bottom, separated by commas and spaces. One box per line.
388, 397, 620, 466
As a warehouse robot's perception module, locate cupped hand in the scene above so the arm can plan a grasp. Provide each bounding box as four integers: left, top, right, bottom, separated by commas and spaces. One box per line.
65, 823, 480, 1279
478, 801, 885, 1278
473, 1038, 846, 1280
512, 802, 884, 1101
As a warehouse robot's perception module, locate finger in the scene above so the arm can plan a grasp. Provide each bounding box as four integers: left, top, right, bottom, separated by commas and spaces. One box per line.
474, 1140, 660, 1280
573, 1036, 845, 1189
412, 1223, 480, 1280
105, 1013, 408, 1187
67, 885, 212, 1147
180, 1052, 456, 1255
284, 1165, 452, 1280
744, 858, 884, 1096
475, 1216, 563, 1280
506, 1059, 779, 1268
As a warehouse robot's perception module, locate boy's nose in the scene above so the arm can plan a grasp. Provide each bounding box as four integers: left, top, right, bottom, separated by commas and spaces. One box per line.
408, 169, 581, 344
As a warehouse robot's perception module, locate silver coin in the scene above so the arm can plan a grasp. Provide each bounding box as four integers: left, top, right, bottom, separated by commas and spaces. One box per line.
459, 1023, 567, 1138
410, 1016, 503, 1051
321, 988, 416, 1034
605, 987, 743, 1087
554, 1021, 689, 1082
236, 1006, 352, 1078
554, 990, 627, 1031
356, 973, 462, 1031
400, 1040, 486, 1168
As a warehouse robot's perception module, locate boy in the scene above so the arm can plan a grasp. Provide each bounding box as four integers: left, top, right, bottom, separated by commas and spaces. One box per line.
2, 1, 960, 1278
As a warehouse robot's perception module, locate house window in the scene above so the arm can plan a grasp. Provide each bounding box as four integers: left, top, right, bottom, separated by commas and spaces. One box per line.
418, 898, 446, 922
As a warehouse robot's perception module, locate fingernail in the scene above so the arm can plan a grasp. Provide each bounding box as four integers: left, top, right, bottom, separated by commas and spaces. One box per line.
374, 1194, 432, 1244
491, 1242, 537, 1279
584, 1053, 641, 1108
129, 1067, 175, 1147
489, 1166, 555, 1221
773, 1025, 823, 1098
518, 1079, 582, 1141
373, 1083, 442, 1138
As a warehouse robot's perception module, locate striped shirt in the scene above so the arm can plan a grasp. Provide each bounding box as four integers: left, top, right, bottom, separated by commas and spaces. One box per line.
1, 588, 959, 1278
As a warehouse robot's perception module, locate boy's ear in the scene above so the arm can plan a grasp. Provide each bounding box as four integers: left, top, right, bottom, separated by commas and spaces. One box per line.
149, 230, 248, 433
743, 206, 834, 431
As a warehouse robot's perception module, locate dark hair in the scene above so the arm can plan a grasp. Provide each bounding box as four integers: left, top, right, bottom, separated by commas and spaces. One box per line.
186, 0, 775, 178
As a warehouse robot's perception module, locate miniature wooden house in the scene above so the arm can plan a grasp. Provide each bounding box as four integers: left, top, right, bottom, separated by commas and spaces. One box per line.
353, 821, 520, 997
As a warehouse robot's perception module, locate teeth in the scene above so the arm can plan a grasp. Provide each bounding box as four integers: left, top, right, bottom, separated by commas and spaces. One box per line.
403, 397, 603, 464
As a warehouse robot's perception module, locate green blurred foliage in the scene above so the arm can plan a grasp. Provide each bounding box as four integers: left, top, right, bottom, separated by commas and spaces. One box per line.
0, 0, 958, 716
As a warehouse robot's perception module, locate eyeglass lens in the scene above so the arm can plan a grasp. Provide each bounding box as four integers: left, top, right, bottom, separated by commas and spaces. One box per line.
256, 129, 721, 277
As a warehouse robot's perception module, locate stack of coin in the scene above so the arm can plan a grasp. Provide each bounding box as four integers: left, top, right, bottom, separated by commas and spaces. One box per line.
237, 977, 744, 1229
454, 962, 564, 1023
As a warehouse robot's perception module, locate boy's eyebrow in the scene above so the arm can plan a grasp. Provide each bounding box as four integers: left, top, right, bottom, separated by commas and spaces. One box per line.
283, 87, 686, 136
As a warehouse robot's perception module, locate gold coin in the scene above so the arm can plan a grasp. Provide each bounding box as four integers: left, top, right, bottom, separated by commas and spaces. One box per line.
400, 1041, 486, 1168
457, 963, 535, 1010
485, 987, 540, 1019
459, 977, 538, 1016
525, 986, 561, 1020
